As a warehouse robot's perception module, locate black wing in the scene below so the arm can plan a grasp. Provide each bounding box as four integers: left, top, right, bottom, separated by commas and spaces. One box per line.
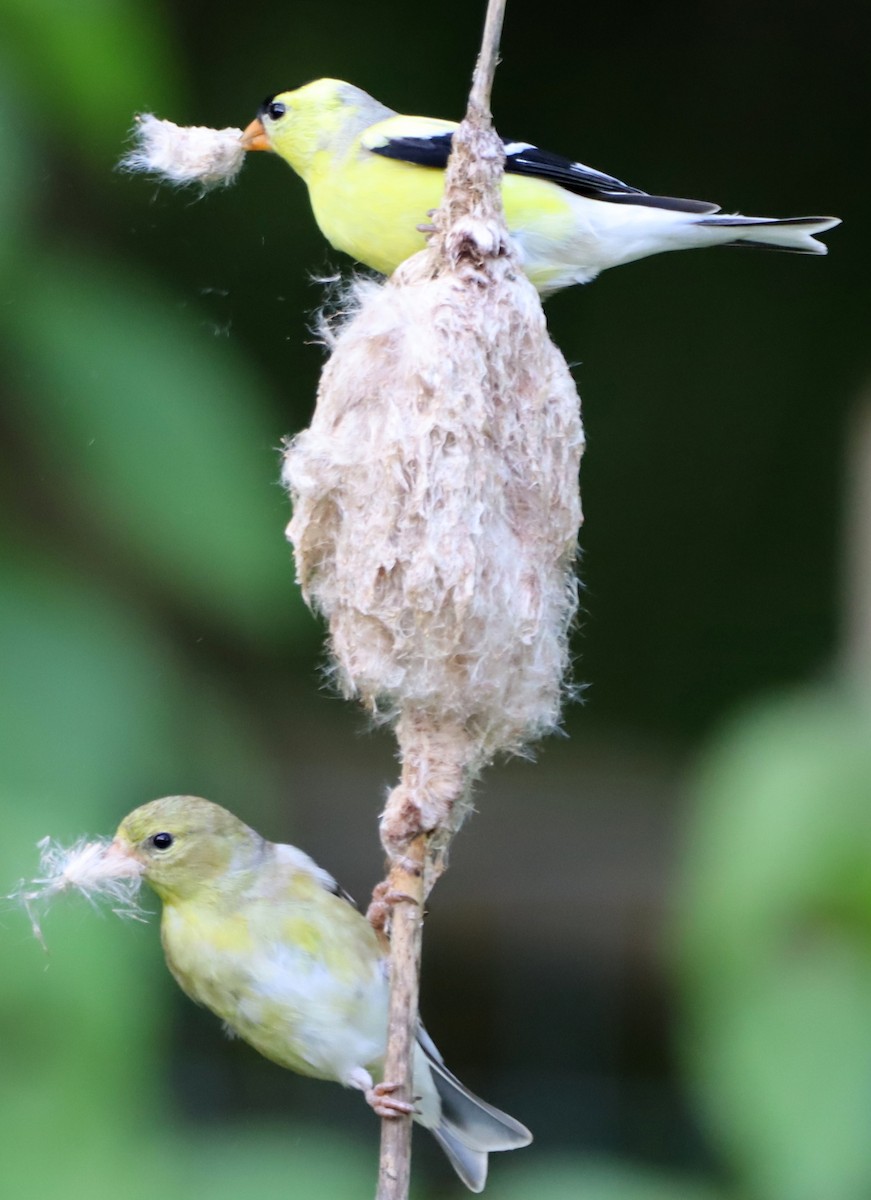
327, 877, 359, 908
369, 131, 720, 214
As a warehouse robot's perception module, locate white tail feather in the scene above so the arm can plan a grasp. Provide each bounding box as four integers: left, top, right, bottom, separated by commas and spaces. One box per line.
695, 214, 841, 254
415, 1025, 532, 1192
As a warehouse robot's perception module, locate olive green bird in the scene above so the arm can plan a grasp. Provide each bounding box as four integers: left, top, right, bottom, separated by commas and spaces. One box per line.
110, 796, 530, 1192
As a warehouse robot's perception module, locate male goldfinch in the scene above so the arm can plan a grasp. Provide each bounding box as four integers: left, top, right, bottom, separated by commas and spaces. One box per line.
240, 77, 839, 295
108, 796, 531, 1192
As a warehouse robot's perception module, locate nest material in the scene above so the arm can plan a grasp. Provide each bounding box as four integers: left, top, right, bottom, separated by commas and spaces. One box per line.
119, 115, 246, 189
283, 137, 584, 856
286, 267, 583, 748
283, 117, 584, 860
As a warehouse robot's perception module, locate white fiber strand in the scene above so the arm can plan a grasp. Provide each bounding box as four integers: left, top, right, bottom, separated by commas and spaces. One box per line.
283, 110, 584, 867
285, 271, 583, 763
120, 114, 246, 189
10, 836, 147, 948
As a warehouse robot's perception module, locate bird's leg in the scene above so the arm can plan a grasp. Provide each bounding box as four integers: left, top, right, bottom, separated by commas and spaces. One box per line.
346, 1067, 416, 1118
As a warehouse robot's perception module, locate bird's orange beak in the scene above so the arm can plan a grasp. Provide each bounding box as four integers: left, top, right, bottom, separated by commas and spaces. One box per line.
104, 837, 145, 872
241, 117, 271, 152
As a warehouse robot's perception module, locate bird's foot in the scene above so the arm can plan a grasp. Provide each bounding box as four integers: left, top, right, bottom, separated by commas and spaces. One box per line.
366, 880, 418, 934
346, 1067, 416, 1118
366, 1080, 416, 1119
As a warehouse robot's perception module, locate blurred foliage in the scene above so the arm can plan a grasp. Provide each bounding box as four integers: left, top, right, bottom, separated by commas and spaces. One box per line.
676, 690, 871, 1200
0, 0, 182, 160
486, 1156, 722, 1200
7, 249, 297, 636
0, 0, 868, 1197
0, 0, 328, 1194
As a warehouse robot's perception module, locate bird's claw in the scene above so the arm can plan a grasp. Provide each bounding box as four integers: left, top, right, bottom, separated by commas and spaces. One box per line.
367, 881, 419, 934
365, 1080, 416, 1119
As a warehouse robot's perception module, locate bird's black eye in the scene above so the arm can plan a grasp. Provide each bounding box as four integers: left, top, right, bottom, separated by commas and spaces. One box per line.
266, 100, 286, 122
150, 832, 174, 850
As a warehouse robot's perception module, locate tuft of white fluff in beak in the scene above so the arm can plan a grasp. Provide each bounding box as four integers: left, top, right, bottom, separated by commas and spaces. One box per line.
9, 836, 147, 949
119, 114, 246, 189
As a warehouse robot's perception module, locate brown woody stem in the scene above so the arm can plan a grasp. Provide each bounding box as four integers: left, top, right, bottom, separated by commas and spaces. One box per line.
372, 3, 507, 1198
373, 834, 427, 1200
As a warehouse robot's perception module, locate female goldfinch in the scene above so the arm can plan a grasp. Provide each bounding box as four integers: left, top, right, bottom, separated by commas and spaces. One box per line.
240, 78, 839, 295
109, 796, 531, 1193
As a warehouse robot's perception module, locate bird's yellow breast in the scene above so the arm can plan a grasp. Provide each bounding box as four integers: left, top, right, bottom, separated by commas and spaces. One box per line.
158, 885, 389, 1082
306, 149, 442, 276
305, 145, 580, 289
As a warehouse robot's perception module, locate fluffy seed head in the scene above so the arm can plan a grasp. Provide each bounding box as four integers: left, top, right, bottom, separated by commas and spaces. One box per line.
282, 118, 584, 860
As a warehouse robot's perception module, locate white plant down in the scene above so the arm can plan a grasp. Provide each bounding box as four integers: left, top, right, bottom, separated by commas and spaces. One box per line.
283, 217, 585, 860
120, 115, 247, 189
11, 836, 147, 947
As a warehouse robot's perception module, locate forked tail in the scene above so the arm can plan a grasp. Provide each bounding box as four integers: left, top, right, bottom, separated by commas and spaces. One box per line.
424, 1047, 532, 1192
696, 213, 841, 253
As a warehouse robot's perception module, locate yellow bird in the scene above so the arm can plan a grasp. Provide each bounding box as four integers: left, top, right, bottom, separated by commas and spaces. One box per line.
110, 795, 531, 1192
241, 77, 839, 295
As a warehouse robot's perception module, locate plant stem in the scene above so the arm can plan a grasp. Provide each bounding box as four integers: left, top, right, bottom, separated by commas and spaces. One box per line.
372, 3, 507, 1197
470, 0, 507, 114
374, 835, 426, 1200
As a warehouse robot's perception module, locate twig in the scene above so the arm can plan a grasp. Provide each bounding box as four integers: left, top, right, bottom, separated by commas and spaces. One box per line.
372, 834, 426, 1200
370, 8, 509, 1199
469, 0, 507, 115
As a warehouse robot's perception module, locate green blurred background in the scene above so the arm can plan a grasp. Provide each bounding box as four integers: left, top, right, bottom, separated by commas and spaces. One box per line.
1, 1, 869, 1197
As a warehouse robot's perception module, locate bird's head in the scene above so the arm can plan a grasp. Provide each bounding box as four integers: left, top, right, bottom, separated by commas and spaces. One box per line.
113, 796, 263, 903
240, 78, 389, 180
